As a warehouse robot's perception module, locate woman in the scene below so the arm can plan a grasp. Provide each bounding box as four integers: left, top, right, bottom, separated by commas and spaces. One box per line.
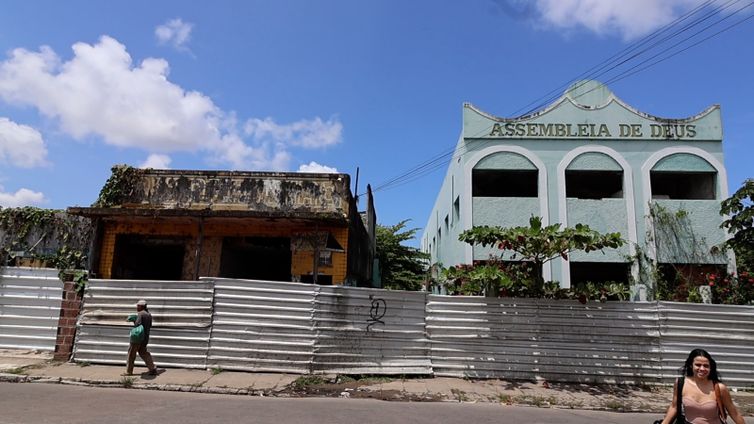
658, 349, 747, 424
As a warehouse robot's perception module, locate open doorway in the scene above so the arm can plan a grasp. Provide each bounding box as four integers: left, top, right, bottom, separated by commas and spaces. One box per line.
219, 236, 292, 281
111, 235, 186, 280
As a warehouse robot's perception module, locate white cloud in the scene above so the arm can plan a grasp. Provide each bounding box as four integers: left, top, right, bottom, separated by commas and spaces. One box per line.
297, 161, 338, 173
155, 18, 193, 50
244, 117, 343, 149
0, 36, 338, 171
527, 0, 701, 40
139, 153, 172, 169
0, 117, 48, 167
0, 186, 47, 207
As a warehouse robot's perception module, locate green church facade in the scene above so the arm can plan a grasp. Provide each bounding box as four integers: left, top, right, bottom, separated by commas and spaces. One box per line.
422, 81, 733, 298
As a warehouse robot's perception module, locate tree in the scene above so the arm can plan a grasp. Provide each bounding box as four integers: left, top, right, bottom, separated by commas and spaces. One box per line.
458, 216, 624, 295
376, 220, 429, 290
720, 178, 754, 272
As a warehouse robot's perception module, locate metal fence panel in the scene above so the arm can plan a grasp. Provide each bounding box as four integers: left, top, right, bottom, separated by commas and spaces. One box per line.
72, 279, 214, 369
207, 278, 317, 374
0, 267, 63, 351
313, 286, 431, 375
658, 301, 754, 388
426, 296, 662, 384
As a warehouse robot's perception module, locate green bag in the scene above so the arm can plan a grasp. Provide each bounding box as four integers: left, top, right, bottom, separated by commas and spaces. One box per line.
129, 324, 145, 343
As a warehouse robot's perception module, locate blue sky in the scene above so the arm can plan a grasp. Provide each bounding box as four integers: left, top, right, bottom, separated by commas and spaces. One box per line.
0, 0, 752, 242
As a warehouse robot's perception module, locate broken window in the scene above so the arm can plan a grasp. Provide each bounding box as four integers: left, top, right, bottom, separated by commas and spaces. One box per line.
472, 169, 538, 197
569, 262, 630, 286
318, 250, 332, 267
566, 170, 623, 199
650, 172, 716, 200
219, 236, 292, 281
111, 235, 186, 280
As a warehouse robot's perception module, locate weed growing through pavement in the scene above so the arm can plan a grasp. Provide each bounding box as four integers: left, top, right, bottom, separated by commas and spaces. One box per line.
497, 393, 512, 404
211, 367, 223, 375
336, 375, 392, 384
336, 375, 355, 384
515, 395, 556, 407
77, 361, 90, 367
292, 375, 326, 389
4, 367, 27, 375
120, 376, 135, 388
561, 399, 585, 409
603, 399, 628, 411
451, 388, 469, 402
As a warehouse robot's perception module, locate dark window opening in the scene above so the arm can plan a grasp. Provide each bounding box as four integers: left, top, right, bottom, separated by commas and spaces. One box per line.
566, 170, 623, 199
650, 172, 716, 200
112, 235, 186, 280
570, 262, 629, 286
300, 274, 333, 285
219, 237, 291, 281
452, 197, 460, 224
472, 169, 538, 197
657, 263, 727, 302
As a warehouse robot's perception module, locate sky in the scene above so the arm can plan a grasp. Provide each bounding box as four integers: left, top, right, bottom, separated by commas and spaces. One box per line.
0, 0, 752, 244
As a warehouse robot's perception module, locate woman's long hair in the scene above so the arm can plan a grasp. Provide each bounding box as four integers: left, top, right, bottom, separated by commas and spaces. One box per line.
681, 348, 722, 382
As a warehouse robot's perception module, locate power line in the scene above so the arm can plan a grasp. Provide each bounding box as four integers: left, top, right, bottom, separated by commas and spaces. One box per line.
364, 1, 753, 196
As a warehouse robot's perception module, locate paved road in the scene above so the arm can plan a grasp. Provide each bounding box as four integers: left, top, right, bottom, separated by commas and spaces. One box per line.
0, 382, 660, 424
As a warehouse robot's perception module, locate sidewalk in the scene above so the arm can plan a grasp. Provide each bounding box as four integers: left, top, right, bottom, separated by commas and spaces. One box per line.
1, 349, 752, 416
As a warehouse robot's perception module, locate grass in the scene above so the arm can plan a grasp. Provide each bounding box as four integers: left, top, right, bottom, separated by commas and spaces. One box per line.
515, 395, 556, 407
120, 376, 135, 388
211, 367, 223, 375
77, 361, 91, 367
561, 399, 585, 409
336, 374, 393, 384
3, 367, 27, 375
496, 393, 513, 404
602, 399, 628, 411
292, 375, 326, 389
450, 388, 469, 402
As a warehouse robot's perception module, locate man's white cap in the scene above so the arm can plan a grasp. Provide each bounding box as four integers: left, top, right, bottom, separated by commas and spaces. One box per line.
136, 300, 148, 306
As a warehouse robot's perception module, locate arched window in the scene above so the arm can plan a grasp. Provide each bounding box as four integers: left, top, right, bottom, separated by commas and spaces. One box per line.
472, 152, 538, 197
650, 153, 716, 200
565, 152, 624, 199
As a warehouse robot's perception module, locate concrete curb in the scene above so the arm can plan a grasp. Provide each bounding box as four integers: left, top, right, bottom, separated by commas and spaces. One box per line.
1, 373, 277, 397
0, 371, 663, 412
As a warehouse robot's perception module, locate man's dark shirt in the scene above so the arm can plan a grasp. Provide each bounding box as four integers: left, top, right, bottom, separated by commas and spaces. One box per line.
134, 310, 153, 345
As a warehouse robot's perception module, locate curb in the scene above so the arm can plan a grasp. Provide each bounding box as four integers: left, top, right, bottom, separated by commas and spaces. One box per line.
0, 373, 276, 396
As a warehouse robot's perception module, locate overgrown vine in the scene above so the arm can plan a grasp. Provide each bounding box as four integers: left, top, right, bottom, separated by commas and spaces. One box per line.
639, 202, 727, 302
93, 164, 140, 207
0, 207, 91, 289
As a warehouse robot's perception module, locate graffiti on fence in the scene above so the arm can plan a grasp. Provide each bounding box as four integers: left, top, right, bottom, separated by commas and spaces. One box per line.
366, 294, 386, 332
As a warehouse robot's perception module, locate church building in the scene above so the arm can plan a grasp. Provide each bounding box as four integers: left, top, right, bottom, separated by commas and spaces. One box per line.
422, 80, 733, 298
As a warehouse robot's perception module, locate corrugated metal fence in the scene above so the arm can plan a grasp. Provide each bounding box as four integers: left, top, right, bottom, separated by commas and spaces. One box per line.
0, 267, 63, 351
207, 278, 317, 373
426, 296, 662, 384
658, 301, 754, 386
73, 279, 214, 369
64, 274, 754, 386
313, 286, 430, 374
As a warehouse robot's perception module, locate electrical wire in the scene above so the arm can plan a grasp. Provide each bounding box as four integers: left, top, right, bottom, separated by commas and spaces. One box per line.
362, 1, 753, 197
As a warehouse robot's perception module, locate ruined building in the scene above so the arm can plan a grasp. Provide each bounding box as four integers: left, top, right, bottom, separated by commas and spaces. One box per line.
69, 168, 376, 286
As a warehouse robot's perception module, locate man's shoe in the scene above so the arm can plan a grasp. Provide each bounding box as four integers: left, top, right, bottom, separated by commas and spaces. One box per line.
147, 368, 163, 376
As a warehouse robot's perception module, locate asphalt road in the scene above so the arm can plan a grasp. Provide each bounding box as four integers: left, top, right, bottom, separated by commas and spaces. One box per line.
0, 382, 661, 424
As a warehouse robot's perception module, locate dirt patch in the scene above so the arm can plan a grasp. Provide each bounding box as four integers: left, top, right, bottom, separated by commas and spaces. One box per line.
279, 376, 444, 402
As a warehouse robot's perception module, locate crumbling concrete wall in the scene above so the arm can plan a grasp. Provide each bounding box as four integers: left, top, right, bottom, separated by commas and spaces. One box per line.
126, 170, 352, 216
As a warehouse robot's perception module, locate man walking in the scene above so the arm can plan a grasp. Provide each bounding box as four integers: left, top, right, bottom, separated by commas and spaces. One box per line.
125, 299, 158, 376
